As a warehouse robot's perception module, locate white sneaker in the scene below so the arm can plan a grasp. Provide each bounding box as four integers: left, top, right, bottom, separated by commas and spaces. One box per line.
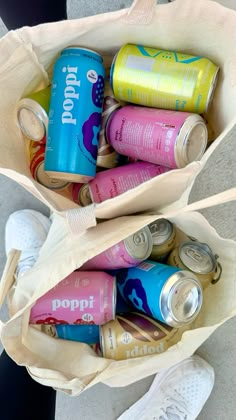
117, 355, 215, 420
5, 209, 51, 278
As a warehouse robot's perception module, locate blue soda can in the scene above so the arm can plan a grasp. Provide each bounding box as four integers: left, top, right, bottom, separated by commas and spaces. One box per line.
45, 47, 105, 183
43, 324, 99, 345
116, 260, 203, 328
116, 288, 133, 313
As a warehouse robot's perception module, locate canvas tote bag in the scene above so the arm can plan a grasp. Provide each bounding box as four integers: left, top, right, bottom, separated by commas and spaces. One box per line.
0, 0, 236, 216
0, 187, 236, 395
0, 0, 236, 396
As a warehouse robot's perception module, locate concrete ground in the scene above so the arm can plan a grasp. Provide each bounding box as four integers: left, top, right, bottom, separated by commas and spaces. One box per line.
1, 0, 236, 419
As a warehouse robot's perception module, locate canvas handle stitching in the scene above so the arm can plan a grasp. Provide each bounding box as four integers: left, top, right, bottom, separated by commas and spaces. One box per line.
63, 204, 97, 234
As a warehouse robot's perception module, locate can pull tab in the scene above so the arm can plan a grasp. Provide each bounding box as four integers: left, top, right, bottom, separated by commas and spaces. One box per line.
150, 222, 168, 236
133, 232, 146, 245
186, 248, 204, 263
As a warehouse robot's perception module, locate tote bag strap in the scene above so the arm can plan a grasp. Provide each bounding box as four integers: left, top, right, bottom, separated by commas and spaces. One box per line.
64, 188, 236, 233
163, 188, 236, 219
124, 0, 157, 24
0, 250, 20, 308
180, 188, 236, 213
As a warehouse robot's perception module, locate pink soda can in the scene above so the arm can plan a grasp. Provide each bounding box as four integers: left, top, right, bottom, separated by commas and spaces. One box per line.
81, 227, 153, 270
106, 106, 208, 169
88, 161, 170, 203
29, 271, 116, 325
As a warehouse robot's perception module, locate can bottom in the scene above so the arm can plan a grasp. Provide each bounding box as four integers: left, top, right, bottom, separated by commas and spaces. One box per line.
45, 171, 94, 184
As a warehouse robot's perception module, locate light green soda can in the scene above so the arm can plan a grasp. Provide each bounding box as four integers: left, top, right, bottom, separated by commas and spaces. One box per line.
17, 86, 51, 141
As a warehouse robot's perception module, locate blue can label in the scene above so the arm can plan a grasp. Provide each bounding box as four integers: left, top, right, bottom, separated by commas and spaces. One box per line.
56, 324, 99, 345
45, 48, 105, 180
116, 260, 181, 323
116, 288, 133, 313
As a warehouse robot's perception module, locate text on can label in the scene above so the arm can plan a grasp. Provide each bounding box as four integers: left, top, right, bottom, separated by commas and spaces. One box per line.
52, 296, 95, 311
62, 65, 81, 125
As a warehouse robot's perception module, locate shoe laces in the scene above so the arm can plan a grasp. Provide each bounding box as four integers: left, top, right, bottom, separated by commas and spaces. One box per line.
156, 390, 189, 420
16, 248, 41, 279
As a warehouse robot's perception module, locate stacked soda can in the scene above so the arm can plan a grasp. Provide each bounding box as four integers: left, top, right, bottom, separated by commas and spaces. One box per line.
17, 43, 219, 206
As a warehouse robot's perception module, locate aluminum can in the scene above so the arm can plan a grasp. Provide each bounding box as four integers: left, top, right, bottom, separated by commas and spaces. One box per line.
42, 324, 99, 345
116, 288, 133, 313
17, 86, 51, 141
110, 44, 219, 113
116, 260, 203, 327
28, 140, 69, 189
106, 106, 207, 169
30, 271, 116, 325
72, 183, 92, 206
81, 227, 153, 270
28, 140, 82, 203
175, 227, 193, 247
167, 241, 222, 289
100, 312, 190, 360
45, 47, 105, 183
89, 161, 169, 203
97, 75, 124, 168
148, 218, 176, 261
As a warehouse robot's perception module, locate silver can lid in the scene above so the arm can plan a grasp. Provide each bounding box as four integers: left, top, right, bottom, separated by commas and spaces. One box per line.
179, 241, 216, 274
175, 114, 208, 168
17, 98, 48, 141
36, 162, 69, 189
79, 184, 92, 206
124, 226, 153, 261
160, 271, 202, 327
148, 218, 173, 246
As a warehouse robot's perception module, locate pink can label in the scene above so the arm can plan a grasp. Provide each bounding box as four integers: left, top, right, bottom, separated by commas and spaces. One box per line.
107, 106, 192, 168
81, 240, 141, 270
30, 271, 115, 325
89, 161, 169, 203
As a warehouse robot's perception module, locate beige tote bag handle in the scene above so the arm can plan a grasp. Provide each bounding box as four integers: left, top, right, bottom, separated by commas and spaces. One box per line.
0, 250, 20, 309
64, 188, 236, 234
180, 188, 236, 214
124, 0, 157, 24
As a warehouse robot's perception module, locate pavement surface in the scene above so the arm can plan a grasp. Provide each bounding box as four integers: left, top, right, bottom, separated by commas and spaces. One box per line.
1, 1, 236, 419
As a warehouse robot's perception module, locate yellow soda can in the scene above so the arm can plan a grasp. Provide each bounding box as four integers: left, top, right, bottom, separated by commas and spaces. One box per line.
110, 44, 219, 114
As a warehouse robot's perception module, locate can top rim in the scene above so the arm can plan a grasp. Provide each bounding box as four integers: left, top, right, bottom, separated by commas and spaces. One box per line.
112, 277, 117, 320
62, 47, 102, 58
17, 98, 48, 141
160, 270, 202, 327
175, 115, 207, 167
205, 66, 220, 112
179, 241, 216, 274
148, 218, 173, 246
78, 184, 92, 206
99, 326, 105, 356
124, 226, 153, 260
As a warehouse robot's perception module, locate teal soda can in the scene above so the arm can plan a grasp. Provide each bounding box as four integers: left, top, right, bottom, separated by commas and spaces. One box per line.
116, 260, 203, 327
43, 324, 100, 345
116, 288, 133, 314
45, 47, 105, 183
